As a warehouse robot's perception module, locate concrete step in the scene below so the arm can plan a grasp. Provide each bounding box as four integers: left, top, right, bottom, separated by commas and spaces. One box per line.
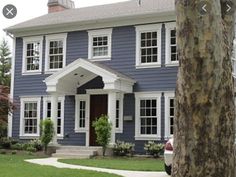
57, 146, 102, 151
56, 149, 97, 156
52, 153, 92, 159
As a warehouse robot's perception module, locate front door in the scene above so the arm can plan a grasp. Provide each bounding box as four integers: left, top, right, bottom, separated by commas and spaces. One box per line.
89, 95, 108, 146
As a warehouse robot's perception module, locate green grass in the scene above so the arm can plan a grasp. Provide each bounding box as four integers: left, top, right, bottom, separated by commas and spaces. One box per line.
59, 157, 164, 171
0, 154, 121, 177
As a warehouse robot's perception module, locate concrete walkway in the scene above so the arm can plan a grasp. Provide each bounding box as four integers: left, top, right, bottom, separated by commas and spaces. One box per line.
25, 158, 169, 177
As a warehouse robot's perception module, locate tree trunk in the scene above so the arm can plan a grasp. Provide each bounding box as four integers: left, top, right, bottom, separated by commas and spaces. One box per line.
172, 0, 235, 177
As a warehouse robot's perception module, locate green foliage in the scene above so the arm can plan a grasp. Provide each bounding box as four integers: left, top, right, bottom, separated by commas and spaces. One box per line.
11, 143, 23, 150
11, 151, 17, 155
113, 140, 135, 156
40, 119, 54, 153
92, 115, 112, 156
0, 150, 6, 154
144, 141, 164, 158
29, 139, 43, 151
26, 146, 37, 153
0, 137, 12, 149
0, 122, 7, 138
0, 39, 11, 87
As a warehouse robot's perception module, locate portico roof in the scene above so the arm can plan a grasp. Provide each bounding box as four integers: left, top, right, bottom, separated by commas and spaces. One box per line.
44, 58, 136, 94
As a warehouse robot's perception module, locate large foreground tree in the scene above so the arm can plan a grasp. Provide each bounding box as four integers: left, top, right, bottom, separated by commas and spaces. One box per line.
172, 0, 235, 177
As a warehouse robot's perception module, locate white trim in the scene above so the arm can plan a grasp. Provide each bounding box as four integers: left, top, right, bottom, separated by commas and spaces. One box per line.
164, 92, 175, 140
43, 96, 65, 138
88, 28, 112, 61
45, 33, 67, 74
165, 22, 178, 66
135, 24, 162, 69
115, 93, 124, 133
75, 94, 90, 147
134, 92, 162, 140
8, 38, 16, 137
20, 97, 41, 138
22, 36, 43, 75
232, 39, 236, 77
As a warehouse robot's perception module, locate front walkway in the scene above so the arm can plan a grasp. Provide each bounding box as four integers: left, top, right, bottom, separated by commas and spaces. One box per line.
25, 158, 169, 177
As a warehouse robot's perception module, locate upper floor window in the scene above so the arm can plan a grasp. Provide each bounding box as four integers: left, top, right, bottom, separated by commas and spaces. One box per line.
88, 28, 112, 61
45, 33, 67, 73
165, 23, 178, 66
22, 36, 43, 75
135, 24, 162, 69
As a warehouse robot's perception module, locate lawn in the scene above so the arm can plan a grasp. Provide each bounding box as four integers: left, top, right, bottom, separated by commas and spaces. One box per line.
0, 154, 121, 177
59, 157, 164, 171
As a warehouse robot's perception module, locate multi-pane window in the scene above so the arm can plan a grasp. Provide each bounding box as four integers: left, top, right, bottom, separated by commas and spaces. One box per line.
140, 99, 157, 135
140, 32, 158, 64
26, 42, 40, 71
24, 102, 38, 134
49, 40, 64, 69
169, 98, 175, 135
170, 29, 178, 62
116, 100, 120, 128
92, 36, 108, 57
79, 101, 86, 128
46, 102, 62, 135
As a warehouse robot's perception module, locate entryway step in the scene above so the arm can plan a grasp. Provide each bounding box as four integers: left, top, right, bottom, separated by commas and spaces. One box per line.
56, 149, 97, 156
52, 153, 92, 159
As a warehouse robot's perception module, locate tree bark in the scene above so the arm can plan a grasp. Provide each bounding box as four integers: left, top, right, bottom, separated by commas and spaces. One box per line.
172, 0, 235, 177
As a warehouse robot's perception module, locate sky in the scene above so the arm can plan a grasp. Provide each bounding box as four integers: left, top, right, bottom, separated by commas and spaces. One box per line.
0, 0, 129, 47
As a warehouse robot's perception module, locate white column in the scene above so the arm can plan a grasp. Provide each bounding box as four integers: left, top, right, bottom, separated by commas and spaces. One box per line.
108, 92, 116, 145
51, 94, 58, 146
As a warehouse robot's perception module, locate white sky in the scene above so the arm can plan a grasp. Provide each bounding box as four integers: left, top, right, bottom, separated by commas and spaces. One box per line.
0, 0, 129, 47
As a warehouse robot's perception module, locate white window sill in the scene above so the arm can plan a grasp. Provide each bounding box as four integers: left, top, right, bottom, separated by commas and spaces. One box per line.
22, 71, 42, 76
89, 57, 111, 62
115, 129, 123, 134
136, 64, 161, 69
165, 63, 179, 67
45, 69, 63, 75
135, 135, 161, 141
20, 135, 39, 139
75, 129, 88, 133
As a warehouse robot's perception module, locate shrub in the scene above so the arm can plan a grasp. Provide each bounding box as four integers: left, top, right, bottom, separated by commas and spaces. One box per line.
29, 139, 43, 151
92, 115, 112, 156
11, 143, 23, 150
0, 123, 7, 138
144, 141, 164, 158
0, 137, 12, 149
0, 150, 6, 154
113, 140, 135, 156
26, 146, 37, 153
11, 151, 17, 155
40, 119, 54, 153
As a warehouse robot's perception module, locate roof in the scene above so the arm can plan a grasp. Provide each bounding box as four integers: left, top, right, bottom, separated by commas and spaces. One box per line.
5, 0, 175, 34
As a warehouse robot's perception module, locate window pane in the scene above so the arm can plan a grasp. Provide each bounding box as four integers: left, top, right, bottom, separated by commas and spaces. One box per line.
25, 42, 40, 71
49, 40, 64, 69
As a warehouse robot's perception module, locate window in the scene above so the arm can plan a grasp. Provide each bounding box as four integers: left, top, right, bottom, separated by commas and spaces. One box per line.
165, 23, 178, 66
135, 92, 161, 140
135, 24, 162, 68
88, 28, 112, 61
43, 96, 65, 138
20, 97, 41, 137
232, 39, 236, 77
75, 95, 89, 132
45, 33, 67, 72
115, 93, 124, 133
164, 92, 175, 139
22, 36, 43, 74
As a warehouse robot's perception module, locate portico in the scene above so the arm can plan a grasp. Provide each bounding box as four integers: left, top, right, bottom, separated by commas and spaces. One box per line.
44, 58, 136, 146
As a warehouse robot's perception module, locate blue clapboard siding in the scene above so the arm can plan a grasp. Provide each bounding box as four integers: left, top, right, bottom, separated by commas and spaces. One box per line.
12, 24, 177, 153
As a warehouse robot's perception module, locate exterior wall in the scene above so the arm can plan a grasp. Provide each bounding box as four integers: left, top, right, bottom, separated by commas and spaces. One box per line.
12, 23, 177, 153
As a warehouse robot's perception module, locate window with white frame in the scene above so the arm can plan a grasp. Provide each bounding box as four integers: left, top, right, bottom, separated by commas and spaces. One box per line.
135, 93, 161, 140
135, 24, 162, 68
75, 95, 89, 132
22, 36, 43, 74
165, 23, 178, 66
88, 29, 112, 60
232, 39, 236, 77
164, 92, 175, 138
43, 97, 65, 137
20, 97, 41, 137
115, 93, 124, 133
45, 33, 67, 72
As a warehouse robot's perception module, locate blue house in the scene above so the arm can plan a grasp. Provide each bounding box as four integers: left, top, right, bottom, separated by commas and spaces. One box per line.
5, 0, 178, 153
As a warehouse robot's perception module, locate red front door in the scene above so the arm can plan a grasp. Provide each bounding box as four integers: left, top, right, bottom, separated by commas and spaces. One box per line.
89, 95, 108, 146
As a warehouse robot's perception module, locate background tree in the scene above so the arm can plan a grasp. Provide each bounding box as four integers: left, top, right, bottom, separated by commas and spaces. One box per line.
0, 39, 11, 87
172, 0, 235, 177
